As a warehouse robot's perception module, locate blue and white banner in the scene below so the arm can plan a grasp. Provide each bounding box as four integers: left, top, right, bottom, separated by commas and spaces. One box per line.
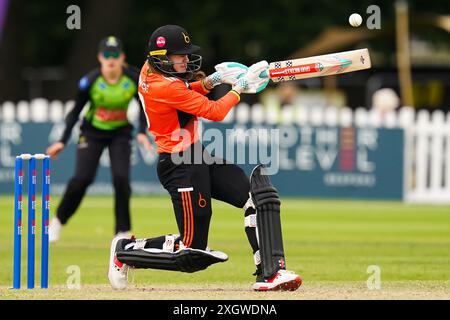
201, 123, 404, 199
0, 121, 404, 199
0, 122, 162, 196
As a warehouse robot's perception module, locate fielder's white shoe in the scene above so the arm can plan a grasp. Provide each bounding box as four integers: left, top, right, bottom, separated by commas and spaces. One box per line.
48, 217, 62, 243
108, 235, 129, 289
252, 269, 302, 291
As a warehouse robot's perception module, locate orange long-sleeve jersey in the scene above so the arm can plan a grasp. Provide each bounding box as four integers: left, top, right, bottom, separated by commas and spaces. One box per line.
138, 62, 241, 154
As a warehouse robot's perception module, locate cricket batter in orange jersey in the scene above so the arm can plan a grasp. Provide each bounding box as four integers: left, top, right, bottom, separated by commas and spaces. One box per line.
108, 25, 301, 292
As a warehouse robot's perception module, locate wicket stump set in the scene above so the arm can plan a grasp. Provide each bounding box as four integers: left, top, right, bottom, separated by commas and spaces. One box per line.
13, 153, 50, 289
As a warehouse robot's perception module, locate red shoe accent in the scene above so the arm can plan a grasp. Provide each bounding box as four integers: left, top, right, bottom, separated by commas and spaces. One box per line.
280, 276, 302, 291
114, 256, 123, 268
253, 273, 302, 292
266, 272, 279, 283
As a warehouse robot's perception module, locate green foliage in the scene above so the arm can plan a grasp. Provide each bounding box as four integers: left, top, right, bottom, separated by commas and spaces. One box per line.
17, 0, 450, 69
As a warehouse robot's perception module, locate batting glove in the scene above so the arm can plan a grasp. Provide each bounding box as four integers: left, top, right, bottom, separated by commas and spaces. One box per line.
203, 62, 248, 89
232, 60, 270, 94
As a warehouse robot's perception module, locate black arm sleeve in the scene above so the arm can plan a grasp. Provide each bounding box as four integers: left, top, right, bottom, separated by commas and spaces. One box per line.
58, 70, 98, 144
124, 65, 148, 135
59, 88, 89, 144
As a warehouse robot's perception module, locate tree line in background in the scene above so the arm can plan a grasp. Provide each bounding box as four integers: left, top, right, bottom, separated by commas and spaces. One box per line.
0, 0, 449, 105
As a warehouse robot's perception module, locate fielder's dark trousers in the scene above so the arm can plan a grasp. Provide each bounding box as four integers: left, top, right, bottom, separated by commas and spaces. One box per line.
157, 143, 253, 250
56, 130, 132, 234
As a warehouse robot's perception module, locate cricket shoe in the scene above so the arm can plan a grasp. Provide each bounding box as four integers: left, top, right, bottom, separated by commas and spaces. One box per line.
108, 235, 131, 289
252, 269, 302, 291
205, 247, 229, 261
115, 231, 132, 239
48, 217, 62, 243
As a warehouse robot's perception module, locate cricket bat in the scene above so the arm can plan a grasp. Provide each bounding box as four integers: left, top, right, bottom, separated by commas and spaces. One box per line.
268, 48, 371, 82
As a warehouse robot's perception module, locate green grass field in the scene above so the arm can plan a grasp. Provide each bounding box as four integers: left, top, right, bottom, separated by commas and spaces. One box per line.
1, 196, 449, 299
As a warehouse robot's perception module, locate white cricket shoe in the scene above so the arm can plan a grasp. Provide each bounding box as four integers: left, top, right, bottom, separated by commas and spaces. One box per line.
108, 235, 129, 289
115, 231, 131, 239
205, 247, 229, 261
252, 269, 302, 291
48, 217, 62, 243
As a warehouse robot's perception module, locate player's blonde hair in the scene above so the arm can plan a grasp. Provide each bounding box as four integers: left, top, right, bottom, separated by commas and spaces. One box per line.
146, 61, 205, 81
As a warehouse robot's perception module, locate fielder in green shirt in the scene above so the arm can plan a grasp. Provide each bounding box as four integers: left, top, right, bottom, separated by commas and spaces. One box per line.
46, 36, 151, 242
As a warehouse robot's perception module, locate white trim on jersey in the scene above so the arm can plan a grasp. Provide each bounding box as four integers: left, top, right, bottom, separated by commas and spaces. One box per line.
137, 72, 151, 129
177, 187, 194, 192
163, 76, 181, 82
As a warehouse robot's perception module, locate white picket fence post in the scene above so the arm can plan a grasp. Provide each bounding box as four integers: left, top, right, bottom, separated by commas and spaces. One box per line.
399, 107, 416, 201
405, 109, 450, 203
446, 113, 450, 198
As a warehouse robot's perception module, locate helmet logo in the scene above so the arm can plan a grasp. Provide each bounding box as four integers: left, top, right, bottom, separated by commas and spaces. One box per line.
156, 36, 166, 48
106, 36, 118, 47
182, 32, 190, 44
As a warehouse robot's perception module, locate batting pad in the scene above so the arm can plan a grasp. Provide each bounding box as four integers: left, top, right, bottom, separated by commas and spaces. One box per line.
117, 247, 228, 273
250, 164, 286, 279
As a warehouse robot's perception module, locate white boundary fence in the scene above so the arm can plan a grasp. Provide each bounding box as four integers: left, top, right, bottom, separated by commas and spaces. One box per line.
405, 110, 450, 204
1, 99, 450, 204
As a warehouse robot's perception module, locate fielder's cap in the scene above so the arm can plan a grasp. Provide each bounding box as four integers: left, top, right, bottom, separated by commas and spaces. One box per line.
148, 25, 200, 56
98, 36, 123, 53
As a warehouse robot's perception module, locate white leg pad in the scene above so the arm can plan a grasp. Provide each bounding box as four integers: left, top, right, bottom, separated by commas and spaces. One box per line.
254, 250, 261, 266
244, 213, 257, 228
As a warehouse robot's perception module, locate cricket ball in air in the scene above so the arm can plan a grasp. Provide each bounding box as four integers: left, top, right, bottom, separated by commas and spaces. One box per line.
349, 13, 363, 27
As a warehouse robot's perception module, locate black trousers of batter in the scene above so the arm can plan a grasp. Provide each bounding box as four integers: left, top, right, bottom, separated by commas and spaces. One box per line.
157, 143, 250, 250
56, 127, 132, 233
